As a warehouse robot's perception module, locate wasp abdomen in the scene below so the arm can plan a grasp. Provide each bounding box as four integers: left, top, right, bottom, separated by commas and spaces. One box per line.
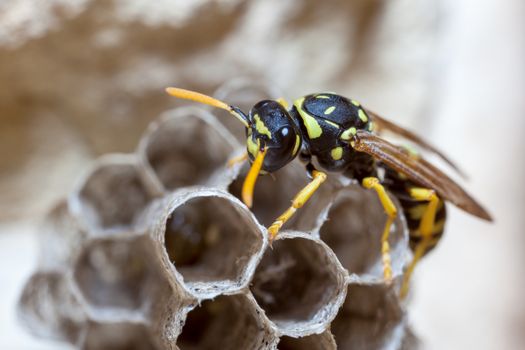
398, 193, 447, 255
383, 167, 447, 256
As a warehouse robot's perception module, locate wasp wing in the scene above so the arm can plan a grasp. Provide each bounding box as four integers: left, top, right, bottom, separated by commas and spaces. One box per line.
365, 109, 467, 179
353, 130, 492, 221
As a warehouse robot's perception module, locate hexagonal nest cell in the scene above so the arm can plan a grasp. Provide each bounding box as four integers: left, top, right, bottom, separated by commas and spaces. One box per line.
331, 283, 412, 350
157, 189, 265, 297
251, 232, 347, 336
38, 201, 87, 271
72, 236, 163, 318
70, 154, 158, 234
176, 294, 276, 350
19, 98, 421, 348
18, 272, 86, 344
139, 107, 239, 191
319, 185, 409, 281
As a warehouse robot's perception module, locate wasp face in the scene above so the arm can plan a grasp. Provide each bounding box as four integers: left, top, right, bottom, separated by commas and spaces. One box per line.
246, 100, 302, 173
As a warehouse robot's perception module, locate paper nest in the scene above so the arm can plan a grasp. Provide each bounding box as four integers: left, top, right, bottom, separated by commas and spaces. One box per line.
18, 82, 420, 350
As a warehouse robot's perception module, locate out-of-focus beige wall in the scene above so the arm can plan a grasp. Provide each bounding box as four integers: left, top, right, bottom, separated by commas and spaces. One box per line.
0, 0, 439, 222
0, 0, 523, 349
411, 1, 525, 349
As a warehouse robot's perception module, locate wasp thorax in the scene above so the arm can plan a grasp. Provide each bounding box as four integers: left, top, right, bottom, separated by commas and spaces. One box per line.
246, 100, 302, 173
299, 94, 374, 139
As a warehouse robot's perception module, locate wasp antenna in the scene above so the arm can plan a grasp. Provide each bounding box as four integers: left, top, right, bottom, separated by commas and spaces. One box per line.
165, 87, 249, 127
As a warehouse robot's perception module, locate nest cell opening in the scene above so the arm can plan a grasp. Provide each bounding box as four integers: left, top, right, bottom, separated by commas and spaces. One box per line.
331, 284, 404, 350
76, 159, 154, 232
82, 322, 160, 350
319, 186, 407, 279
164, 196, 263, 288
142, 111, 235, 190
177, 295, 272, 350
73, 237, 158, 314
228, 161, 334, 231
251, 236, 342, 329
18, 272, 85, 344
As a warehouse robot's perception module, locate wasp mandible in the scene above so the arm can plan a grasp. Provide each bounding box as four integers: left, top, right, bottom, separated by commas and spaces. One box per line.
165, 87, 492, 297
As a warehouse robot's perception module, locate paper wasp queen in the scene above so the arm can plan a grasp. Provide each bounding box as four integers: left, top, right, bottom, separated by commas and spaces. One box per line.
166, 87, 492, 297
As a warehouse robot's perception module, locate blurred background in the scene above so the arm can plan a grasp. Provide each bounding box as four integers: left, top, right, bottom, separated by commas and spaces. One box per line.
0, 0, 523, 349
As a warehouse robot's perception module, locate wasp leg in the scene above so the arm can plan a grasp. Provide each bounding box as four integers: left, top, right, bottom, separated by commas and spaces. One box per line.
400, 188, 439, 299
362, 177, 397, 283
268, 169, 327, 241
276, 97, 289, 109
227, 151, 248, 168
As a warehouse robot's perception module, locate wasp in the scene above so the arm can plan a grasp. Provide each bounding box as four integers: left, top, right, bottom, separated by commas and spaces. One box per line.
165, 87, 492, 297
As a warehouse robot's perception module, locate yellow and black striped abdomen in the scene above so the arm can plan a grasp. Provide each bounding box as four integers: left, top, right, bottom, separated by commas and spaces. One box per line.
397, 192, 447, 255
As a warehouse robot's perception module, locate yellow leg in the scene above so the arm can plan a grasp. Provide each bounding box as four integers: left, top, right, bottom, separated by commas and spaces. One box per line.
227, 151, 248, 168
268, 170, 327, 240
362, 177, 398, 282
242, 147, 267, 208
400, 188, 439, 299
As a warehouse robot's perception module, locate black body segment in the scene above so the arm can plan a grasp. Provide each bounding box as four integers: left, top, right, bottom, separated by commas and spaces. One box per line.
291, 93, 375, 175
301, 93, 369, 130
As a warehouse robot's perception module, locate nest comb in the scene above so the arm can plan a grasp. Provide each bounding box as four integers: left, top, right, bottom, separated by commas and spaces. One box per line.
18, 80, 420, 349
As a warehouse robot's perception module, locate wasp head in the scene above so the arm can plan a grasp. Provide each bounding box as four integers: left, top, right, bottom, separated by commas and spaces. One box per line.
164, 87, 302, 207
246, 100, 302, 173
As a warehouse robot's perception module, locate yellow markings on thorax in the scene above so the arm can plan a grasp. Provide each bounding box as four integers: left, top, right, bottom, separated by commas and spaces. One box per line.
253, 114, 272, 139
315, 95, 330, 99
324, 120, 340, 129
324, 106, 336, 115
358, 109, 368, 123
247, 135, 259, 158
276, 97, 289, 109
330, 147, 343, 160
294, 97, 323, 139
292, 134, 301, 156
340, 127, 357, 141
351, 100, 360, 106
